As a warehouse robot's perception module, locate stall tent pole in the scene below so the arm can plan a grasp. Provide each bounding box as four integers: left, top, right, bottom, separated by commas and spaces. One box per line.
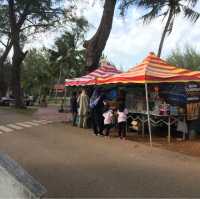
145, 83, 152, 147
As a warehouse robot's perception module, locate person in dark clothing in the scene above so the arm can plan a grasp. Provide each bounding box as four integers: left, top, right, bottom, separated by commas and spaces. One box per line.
90, 88, 104, 136
70, 92, 78, 126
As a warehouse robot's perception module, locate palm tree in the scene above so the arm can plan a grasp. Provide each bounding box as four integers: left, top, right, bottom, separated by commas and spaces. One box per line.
136, 0, 200, 57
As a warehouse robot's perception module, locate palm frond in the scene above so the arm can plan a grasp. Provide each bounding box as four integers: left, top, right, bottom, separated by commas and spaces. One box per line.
188, 0, 199, 7
182, 5, 200, 23
119, 0, 137, 16
139, 6, 160, 24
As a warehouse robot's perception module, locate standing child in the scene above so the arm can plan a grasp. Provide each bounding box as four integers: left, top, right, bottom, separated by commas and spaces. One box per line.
117, 103, 128, 139
103, 103, 113, 137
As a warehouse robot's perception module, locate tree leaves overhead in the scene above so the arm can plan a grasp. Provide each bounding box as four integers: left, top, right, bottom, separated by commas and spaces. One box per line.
167, 45, 200, 71
0, 0, 80, 45
49, 29, 87, 80
182, 5, 200, 23
119, 0, 200, 25
22, 48, 50, 96
22, 17, 88, 96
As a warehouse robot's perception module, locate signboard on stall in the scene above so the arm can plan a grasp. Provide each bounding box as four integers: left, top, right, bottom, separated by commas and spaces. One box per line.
185, 83, 200, 120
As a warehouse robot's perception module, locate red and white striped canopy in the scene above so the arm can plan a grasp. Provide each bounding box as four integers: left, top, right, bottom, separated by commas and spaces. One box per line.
65, 64, 121, 86
97, 53, 200, 84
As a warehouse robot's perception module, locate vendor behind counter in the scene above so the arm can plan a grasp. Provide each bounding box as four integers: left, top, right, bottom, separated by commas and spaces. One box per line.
102, 87, 127, 110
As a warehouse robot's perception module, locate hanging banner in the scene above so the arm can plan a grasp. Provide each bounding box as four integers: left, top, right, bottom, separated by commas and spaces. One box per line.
185, 83, 200, 120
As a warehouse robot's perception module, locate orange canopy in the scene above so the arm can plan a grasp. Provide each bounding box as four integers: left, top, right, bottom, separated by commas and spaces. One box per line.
97, 52, 200, 84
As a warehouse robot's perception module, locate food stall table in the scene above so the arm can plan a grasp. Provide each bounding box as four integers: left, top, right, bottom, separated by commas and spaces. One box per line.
127, 112, 187, 143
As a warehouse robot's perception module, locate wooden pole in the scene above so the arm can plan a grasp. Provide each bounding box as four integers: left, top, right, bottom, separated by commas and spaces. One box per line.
145, 83, 152, 147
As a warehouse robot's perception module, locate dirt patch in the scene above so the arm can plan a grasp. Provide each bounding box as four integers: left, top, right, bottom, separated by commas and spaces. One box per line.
123, 132, 200, 158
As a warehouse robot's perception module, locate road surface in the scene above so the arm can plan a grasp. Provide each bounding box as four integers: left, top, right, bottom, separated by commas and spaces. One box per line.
0, 107, 200, 197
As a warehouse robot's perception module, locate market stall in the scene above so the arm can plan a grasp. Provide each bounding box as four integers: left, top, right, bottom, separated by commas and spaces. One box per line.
97, 52, 200, 145
65, 63, 121, 87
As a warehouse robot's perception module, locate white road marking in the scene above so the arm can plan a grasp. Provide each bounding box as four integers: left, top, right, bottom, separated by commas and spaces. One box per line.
0, 125, 13, 132
32, 120, 45, 124
23, 122, 39, 126
16, 122, 32, 128
0, 119, 53, 134
7, 124, 23, 130
31, 120, 52, 124
41, 121, 52, 124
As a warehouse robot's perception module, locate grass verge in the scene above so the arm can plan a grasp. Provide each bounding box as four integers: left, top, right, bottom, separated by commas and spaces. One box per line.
0, 106, 38, 115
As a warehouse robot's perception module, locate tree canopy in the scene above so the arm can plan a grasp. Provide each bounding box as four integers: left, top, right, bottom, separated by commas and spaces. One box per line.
167, 46, 200, 71
0, 0, 86, 107
22, 18, 88, 97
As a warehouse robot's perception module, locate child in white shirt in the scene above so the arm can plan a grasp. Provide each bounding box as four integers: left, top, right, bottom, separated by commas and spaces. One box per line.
103, 104, 113, 137
117, 103, 128, 139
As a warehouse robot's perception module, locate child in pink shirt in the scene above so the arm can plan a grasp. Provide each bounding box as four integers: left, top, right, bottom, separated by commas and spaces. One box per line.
117, 104, 128, 139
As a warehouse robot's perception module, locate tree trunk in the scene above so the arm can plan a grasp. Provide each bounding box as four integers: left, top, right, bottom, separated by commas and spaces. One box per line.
0, 42, 12, 97
157, 9, 173, 58
8, 0, 26, 108
11, 50, 27, 108
83, 0, 117, 71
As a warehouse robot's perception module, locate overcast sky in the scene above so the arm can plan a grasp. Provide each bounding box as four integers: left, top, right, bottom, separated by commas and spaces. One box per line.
30, 0, 200, 70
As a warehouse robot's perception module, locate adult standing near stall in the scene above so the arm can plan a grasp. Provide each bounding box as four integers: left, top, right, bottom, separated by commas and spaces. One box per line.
70, 92, 78, 126
77, 89, 89, 128
90, 88, 104, 136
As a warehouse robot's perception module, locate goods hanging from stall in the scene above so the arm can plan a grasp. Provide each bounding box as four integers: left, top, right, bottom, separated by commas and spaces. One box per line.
65, 63, 121, 86
97, 52, 200, 145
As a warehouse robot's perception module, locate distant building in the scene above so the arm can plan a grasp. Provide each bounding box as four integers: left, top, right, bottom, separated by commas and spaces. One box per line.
53, 84, 65, 97
54, 84, 65, 92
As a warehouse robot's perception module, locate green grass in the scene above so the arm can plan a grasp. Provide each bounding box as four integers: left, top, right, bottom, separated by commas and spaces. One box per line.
0, 106, 38, 115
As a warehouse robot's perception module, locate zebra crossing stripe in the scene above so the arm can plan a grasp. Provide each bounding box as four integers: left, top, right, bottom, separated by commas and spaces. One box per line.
23, 122, 39, 126
0, 125, 13, 133
32, 120, 51, 124
0, 120, 52, 135
16, 122, 32, 128
7, 124, 23, 130
41, 121, 52, 124
41, 120, 52, 123
31, 120, 45, 124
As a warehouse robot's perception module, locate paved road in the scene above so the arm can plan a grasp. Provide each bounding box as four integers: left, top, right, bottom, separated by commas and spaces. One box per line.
1, 108, 200, 197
